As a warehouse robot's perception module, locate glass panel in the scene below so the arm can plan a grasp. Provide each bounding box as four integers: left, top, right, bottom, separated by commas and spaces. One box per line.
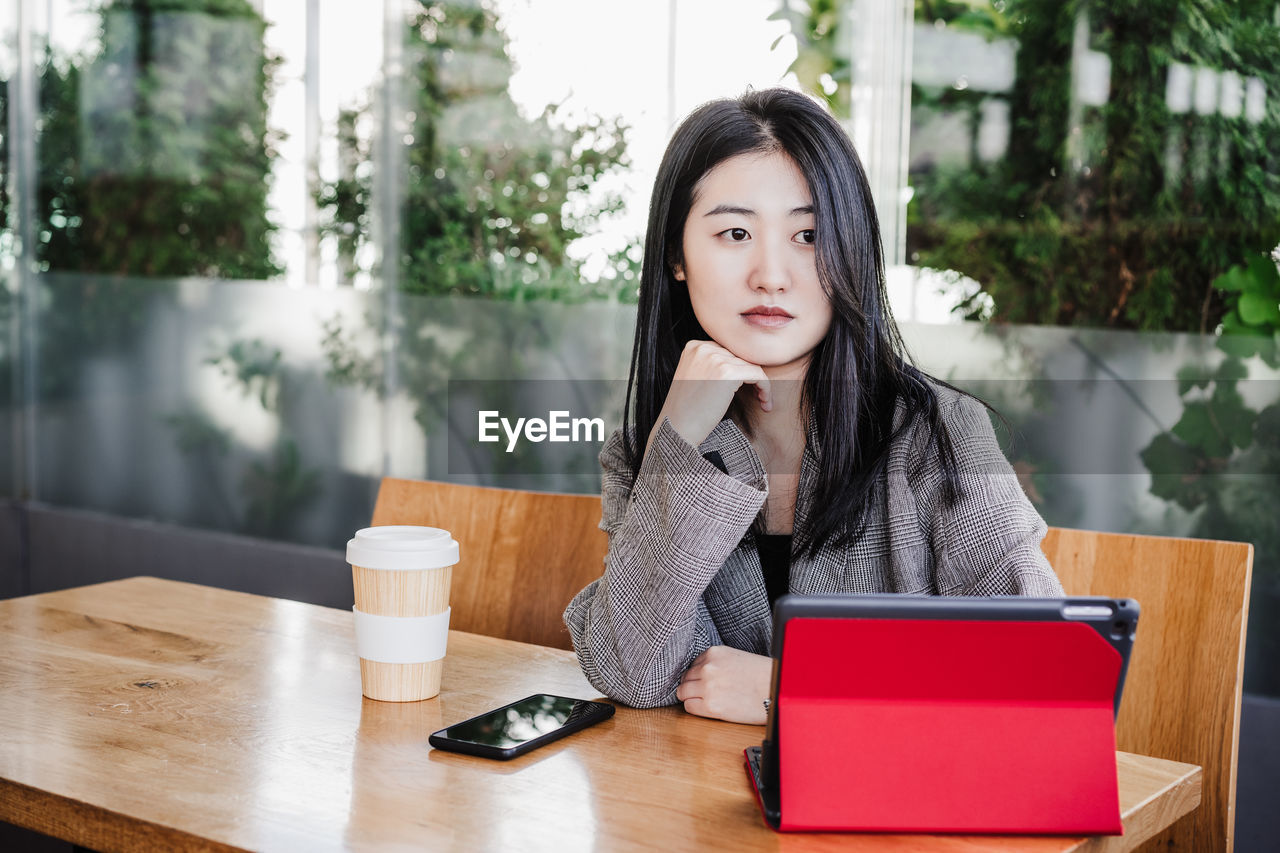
30, 275, 637, 547
33, 274, 371, 547
17, 0, 799, 532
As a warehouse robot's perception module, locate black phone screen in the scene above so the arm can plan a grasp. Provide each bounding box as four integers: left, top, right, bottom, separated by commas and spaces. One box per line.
429, 694, 614, 758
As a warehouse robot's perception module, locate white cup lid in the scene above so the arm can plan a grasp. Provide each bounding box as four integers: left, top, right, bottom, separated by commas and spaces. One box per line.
346, 525, 460, 570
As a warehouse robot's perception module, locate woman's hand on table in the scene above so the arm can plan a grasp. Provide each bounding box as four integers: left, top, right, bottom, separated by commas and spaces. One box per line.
676, 645, 773, 725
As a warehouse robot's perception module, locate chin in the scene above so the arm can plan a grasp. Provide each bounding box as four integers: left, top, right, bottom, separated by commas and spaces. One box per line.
709, 333, 813, 372
741, 348, 810, 373
720, 342, 776, 364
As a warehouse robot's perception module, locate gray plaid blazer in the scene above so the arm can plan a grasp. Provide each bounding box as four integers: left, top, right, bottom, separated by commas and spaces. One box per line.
563, 386, 1065, 709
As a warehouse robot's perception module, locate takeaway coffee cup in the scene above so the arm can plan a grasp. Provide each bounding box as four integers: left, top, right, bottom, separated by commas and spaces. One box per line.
347, 526, 459, 702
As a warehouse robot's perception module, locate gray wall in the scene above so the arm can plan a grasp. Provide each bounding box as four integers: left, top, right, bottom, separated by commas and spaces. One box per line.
2, 500, 349, 606
0, 503, 27, 600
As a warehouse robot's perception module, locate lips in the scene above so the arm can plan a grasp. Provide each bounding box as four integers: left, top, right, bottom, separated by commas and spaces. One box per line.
741, 305, 794, 328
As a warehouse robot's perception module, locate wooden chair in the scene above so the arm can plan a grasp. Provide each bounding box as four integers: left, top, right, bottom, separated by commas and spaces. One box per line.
370, 477, 608, 650
1043, 527, 1253, 853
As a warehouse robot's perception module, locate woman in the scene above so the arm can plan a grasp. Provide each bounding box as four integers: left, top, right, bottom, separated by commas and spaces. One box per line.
563, 87, 1063, 724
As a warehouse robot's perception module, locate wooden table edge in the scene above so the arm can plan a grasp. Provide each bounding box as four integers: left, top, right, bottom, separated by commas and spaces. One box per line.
1, 777, 248, 853
1125, 755, 1202, 812
1066, 755, 1202, 852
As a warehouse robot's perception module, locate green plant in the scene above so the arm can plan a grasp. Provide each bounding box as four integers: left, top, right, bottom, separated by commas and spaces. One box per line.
207, 338, 283, 411
776, 0, 1280, 332
1214, 250, 1280, 360
1142, 250, 1280, 507
317, 0, 639, 301
46, 0, 282, 279
0, 0, 283, 402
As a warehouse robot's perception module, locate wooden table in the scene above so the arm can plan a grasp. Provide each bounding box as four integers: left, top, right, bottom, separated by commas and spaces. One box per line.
0, 578, 1201, 852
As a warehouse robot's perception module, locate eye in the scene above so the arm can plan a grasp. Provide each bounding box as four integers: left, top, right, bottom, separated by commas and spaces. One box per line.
720, 227, 750, 242
795, 229, 816, 245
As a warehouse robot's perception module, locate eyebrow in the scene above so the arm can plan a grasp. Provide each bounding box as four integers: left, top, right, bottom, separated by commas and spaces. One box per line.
703, 204, 814, 217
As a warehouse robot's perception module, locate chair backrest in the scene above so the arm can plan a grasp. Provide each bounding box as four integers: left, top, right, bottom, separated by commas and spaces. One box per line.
370, 477, 608, 650
1042, 527, 1253, 853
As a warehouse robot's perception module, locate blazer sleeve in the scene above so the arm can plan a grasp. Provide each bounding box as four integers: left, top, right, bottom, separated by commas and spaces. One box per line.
911, 394, 1066, 597
562, 418, 767, 708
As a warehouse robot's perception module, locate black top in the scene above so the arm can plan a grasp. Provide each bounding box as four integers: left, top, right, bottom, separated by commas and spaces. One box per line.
756, 534, 792, 612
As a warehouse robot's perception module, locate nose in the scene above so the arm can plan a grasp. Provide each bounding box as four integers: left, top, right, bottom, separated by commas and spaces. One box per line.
747, 236, 790, 294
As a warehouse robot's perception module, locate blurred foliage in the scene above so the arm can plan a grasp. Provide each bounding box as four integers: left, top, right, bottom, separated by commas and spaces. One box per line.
207, 337, 282, 411
1142, 252, 1280, 517
242, 438, 321, 538
772, 0, 853, 115
1215, 251, 1280, 350
318, 0, 640, 301
2, 0, 281, 278
162, 409, 239, 525
0, 0, 282, 400
166, 336, 321, 539
776, 0, 1280, 332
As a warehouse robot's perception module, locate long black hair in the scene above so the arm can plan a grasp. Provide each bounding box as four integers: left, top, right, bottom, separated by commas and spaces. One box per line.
622, 87, 963, 556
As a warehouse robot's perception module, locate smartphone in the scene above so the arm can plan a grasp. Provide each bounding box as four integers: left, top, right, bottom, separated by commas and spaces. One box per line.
428, 694, 615, 760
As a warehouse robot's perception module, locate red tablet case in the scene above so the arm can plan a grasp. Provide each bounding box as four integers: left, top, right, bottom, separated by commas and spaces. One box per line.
767, 617, 1124, 834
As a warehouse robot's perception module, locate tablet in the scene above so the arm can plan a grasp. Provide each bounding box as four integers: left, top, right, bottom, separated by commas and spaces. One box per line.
771, 594, 1139, 715
747, 594, 1139, 833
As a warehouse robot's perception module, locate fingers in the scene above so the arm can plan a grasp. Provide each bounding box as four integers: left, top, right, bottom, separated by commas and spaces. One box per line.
676, 648, 713, 703
752, 371, 773, 413
688, 342, 771, 411
677, 647, 774, 724
675, 340, 763, 384
678, 659, 712, 719
676, 672, 703, 704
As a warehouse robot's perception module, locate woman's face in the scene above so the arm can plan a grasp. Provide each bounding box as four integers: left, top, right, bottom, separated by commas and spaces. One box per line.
675, 150, 832, 377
